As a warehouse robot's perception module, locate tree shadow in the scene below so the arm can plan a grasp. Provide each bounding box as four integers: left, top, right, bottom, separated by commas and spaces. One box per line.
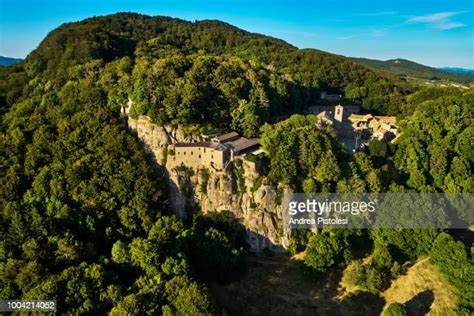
339, 291, 386, 316
404, 290, 434, 316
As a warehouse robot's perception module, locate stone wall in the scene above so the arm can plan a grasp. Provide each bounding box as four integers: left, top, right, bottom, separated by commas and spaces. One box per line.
171, 144, 229, 170
128, 116, 291, 252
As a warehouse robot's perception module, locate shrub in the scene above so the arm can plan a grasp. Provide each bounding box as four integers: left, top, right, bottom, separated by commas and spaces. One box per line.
383, 302, 407, 316
390, 261, 402, 278
342, 261, 385, 294
373, 240, 393, 269
343, 260, 365, 288
161, 145, 168, 165
244, 153, 257, 162
369, 139, 388, 158
199, 168, 210, 195
430, 232, 473, 311
304, 232, 344, 273
364, 266, 384, 294
251, 176, 263, 193
275, 187, 284, 205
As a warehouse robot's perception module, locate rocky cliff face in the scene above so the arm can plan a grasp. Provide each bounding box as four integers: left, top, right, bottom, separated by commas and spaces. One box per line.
128, 116, 291, 252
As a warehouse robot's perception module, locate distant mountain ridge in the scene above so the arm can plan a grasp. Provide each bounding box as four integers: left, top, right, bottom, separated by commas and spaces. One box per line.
0, 56, 22, 66
349, 57, 474, 83
438, 67, 474, 75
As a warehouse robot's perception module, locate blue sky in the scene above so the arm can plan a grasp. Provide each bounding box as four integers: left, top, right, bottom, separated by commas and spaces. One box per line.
0, 0, 472, 68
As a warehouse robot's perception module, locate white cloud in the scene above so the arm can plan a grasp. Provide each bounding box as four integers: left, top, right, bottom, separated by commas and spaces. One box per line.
408, 11, 466, 30
437, 22, 466, 30
409, 12, 455, 23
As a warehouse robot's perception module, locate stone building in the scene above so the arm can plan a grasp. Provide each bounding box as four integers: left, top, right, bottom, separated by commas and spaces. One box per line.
170, 132, 261, 170
309, 104, 398, 151
212, 131, 240, 143
308, 104, 360, 120
172, 141, 230, 170
348, 114, 398, 141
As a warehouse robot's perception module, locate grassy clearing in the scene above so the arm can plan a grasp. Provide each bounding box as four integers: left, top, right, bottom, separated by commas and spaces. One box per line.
210, 253, 458, 315
209, 253, 385, 315
382, 258, 459, 315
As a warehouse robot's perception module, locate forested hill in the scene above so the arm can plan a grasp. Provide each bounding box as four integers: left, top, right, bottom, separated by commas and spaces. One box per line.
0, 56, 22, 66
0, 12, 472, 315
439, 67, 474, 75
350, 57, 474, 83
1, 13, 413, 130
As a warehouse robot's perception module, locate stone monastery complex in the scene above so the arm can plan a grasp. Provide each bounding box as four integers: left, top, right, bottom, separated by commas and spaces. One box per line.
124, 99, 398, 170
168, 103, 397, 168
308, 104, 398, 150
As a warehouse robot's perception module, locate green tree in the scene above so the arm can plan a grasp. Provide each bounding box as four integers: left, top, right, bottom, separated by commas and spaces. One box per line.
383, 302, 407, 316
369, 139, 387, 158
304, 231, 345, 274
163, 275, 216, 315
430, 232, 473, 310
111, 241, 130, 264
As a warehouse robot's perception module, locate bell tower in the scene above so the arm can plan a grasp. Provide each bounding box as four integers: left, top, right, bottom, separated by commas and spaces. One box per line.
334, 104, 344, 123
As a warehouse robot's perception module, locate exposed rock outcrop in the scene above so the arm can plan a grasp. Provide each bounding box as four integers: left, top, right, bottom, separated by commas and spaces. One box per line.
128, 116, 291, 252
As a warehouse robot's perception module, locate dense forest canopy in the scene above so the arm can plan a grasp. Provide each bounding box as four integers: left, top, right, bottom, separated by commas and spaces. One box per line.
1, 13, 414, 135
0, 12, 472, 314
259, 91, 473, 194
